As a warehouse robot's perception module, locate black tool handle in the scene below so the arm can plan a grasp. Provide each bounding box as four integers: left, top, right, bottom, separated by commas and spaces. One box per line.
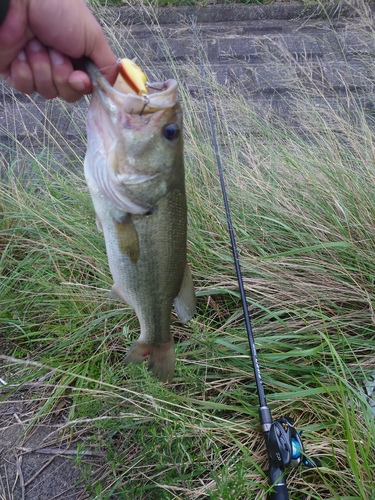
268, 466, 289, 500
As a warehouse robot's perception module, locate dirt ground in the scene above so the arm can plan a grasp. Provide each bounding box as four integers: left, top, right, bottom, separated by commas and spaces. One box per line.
0, 382, 104, 500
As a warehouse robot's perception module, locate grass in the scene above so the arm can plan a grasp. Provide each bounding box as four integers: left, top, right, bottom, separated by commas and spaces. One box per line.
1, 2, 375, 499
95, 0, 275, 6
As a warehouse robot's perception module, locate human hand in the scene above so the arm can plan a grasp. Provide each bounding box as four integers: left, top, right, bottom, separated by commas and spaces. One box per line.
0, 0, 117, 102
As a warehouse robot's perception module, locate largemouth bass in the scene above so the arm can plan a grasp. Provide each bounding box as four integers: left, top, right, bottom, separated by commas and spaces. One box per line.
84, 60, 196, 383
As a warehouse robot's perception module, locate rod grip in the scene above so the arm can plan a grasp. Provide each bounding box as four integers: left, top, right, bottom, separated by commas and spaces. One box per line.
268, 482, 289, 500
268, 466, 289, 500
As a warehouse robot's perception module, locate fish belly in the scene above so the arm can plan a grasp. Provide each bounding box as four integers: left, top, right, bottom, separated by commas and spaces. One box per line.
90, 186, 187, 382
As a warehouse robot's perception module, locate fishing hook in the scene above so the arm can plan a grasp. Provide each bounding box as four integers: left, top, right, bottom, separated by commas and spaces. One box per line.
139, 94, 150, 117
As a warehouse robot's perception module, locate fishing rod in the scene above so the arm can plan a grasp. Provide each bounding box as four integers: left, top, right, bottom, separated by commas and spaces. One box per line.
192, 23, 321, 499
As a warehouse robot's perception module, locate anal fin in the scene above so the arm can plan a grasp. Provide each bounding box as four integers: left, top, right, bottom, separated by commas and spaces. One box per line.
174, 263, 196, 323
108, 283, 125, 302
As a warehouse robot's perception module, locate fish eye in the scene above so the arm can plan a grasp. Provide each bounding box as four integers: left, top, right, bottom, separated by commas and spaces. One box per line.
163, 123, 180, 141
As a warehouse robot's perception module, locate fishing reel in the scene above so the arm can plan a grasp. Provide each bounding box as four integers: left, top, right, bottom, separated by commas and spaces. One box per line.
266, 416, 321, 500
268, 416, 320, 469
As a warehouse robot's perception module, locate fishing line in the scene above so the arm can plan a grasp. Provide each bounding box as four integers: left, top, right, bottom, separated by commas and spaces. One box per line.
191, 9, 272, 471
192, 30, 266, 411
191, 20, 321, 500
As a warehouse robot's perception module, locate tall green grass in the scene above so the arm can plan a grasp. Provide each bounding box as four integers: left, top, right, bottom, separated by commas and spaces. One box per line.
1, 3, 375, 499
94, 0, 268, 6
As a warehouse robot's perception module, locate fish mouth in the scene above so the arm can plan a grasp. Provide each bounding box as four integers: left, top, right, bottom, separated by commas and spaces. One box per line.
84, 58, 178, 116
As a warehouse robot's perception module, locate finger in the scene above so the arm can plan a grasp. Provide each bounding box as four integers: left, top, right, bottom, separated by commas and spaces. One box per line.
49, 49, 91, 102
25, 38, 58, 100
7, 50, 35, 95
67, 70, 92, 95
29, 0, 117, 85
0, 0, 33, 74
84, 24, 118, 86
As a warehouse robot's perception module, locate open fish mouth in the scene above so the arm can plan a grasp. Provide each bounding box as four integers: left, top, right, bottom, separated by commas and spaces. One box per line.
84, 58, 178, 116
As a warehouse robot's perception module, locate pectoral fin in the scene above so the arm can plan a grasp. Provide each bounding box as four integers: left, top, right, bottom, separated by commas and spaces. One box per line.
174, 263, 196, 323
114, 214, 140, 264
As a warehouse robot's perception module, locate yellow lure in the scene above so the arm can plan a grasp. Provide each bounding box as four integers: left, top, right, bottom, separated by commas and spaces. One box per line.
117, 58, 148, 96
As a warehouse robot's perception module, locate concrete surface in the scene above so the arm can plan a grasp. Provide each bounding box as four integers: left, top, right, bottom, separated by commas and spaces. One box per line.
1, 2, 375, 174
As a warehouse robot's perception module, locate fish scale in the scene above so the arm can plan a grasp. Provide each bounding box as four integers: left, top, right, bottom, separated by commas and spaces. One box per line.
103, 189, 187, 342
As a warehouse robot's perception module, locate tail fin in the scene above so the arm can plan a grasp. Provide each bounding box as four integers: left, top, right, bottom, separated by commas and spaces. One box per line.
123, 340, 175, 383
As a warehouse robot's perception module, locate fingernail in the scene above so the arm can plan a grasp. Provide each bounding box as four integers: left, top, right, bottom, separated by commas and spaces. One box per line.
49, 49, 64, 66
28, 38, 42, 52
17, 50, 27, 62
